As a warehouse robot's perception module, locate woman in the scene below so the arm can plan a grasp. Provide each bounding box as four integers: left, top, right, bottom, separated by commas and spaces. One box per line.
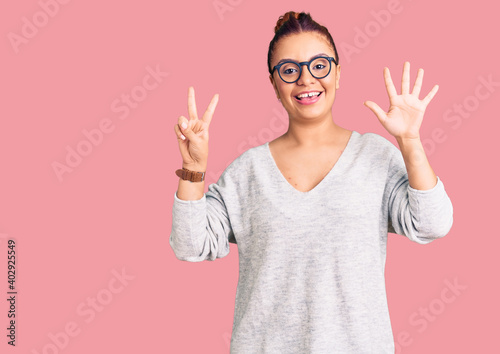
170, 11, 453, 353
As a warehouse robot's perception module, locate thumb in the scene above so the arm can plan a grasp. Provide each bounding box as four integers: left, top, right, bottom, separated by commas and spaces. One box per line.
179, 116, 196, 141
363, 100, 387, 124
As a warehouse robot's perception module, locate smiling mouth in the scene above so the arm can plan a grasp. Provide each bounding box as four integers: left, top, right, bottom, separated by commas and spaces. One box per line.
295, 92, 322, 100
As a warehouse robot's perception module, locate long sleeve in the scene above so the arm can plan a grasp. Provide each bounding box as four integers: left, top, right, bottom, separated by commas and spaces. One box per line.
168, 132, 457, 352
385, 145, 454, 244
169, 171, 235, 262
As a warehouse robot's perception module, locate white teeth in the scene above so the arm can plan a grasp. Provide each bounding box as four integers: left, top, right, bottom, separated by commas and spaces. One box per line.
297, 92, 321, 99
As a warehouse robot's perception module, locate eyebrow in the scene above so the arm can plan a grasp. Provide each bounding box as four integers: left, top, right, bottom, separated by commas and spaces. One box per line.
276, 53, 330, 66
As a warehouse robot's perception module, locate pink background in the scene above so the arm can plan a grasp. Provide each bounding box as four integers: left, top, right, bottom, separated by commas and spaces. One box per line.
1, 0, 498, 353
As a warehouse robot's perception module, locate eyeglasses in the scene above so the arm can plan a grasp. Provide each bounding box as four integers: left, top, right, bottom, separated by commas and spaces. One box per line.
272, 56, 337, 84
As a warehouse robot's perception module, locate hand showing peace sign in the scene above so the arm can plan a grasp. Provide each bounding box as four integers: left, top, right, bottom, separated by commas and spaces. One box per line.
363, 61, 439, 140
174, 86, 219, 171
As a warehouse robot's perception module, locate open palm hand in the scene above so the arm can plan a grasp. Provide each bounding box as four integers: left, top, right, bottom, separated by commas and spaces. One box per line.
364, 61, 439, 140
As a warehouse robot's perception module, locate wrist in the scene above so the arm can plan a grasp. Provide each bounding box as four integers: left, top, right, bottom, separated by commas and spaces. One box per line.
181, 163, 206, 172
396, 135, 421, 144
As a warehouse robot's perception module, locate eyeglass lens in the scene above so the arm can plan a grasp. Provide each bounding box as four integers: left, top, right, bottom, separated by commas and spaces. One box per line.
279, 58, 331, 83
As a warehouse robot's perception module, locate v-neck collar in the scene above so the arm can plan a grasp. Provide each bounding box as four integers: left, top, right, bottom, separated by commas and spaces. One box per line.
264, 130, 358, 196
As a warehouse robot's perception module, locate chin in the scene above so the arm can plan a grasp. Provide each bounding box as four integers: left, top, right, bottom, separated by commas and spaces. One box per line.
297, 109, 327, 119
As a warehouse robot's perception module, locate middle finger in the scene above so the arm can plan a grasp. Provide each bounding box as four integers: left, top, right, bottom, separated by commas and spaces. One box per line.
401, 61, 410, 95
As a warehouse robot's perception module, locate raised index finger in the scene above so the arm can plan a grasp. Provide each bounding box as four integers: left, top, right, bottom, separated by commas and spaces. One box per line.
187, 86, 199, 120
202, 93, 219, 126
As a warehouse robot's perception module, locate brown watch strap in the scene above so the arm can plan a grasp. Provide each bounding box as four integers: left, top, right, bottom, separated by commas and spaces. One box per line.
175, 167, 205, 182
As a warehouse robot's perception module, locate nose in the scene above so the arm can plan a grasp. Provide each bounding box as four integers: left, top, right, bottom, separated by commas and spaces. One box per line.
296, 64, 316, 85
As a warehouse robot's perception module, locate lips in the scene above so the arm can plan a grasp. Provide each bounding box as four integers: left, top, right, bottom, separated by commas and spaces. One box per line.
293, 91, 323, 105
294, 91, 322, 100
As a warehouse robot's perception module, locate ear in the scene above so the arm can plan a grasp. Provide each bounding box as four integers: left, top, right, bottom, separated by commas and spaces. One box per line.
269, 74, 279, 98
335, 64, 341, 90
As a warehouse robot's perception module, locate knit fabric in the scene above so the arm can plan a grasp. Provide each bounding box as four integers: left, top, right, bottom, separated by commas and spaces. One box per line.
170, 130, 454, 353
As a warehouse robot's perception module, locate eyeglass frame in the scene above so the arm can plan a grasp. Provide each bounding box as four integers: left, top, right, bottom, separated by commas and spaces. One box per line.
272, 56, 338, 84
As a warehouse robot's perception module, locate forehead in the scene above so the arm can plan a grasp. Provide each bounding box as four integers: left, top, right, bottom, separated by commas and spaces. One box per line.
273, 32, 333, 63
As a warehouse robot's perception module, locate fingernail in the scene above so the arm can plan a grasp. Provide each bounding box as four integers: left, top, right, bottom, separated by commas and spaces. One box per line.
181, 122, 187, 129
180, 134, 186, 140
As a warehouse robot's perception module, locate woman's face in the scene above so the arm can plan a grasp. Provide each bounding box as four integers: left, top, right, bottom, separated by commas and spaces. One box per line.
269, 31, 341, 121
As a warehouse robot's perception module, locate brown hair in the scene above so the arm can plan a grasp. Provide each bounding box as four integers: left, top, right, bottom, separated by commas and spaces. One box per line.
267, 11, 339, 75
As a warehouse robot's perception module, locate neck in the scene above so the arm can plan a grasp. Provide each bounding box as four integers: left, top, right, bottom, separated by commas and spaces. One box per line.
282, 112, 344, 147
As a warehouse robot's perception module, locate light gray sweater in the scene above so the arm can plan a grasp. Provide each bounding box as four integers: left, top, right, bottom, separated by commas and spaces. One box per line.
169, 130, 454, 353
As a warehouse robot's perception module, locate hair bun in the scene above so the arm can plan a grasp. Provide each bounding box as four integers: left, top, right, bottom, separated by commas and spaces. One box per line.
274, 11, 301, 33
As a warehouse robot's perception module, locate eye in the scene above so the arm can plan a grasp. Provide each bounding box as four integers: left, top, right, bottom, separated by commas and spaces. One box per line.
313, 64, 326, 70
283, 68, 298, 75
